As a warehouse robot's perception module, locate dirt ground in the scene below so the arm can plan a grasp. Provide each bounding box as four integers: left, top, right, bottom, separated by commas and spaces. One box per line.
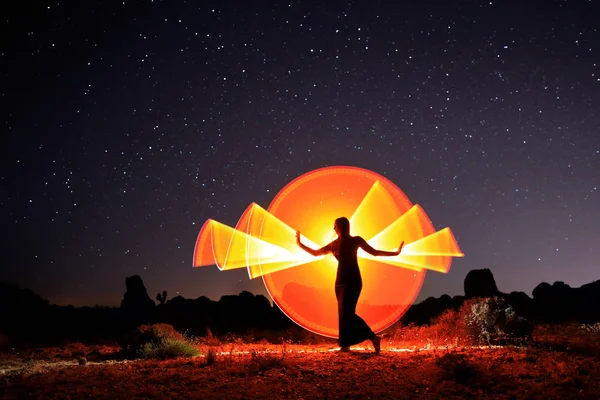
1, 339, 599, 400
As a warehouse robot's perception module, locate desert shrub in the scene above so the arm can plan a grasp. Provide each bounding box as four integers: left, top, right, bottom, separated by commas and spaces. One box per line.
139, 337, 199, 359
461, 297, 532, 345
436, 352, 480, 385
430, 308, 471, 346
390, 301, 531, 348
532, 323, 600, 354
387, 323, 432, 347
248, 348, 286, 373
388, 309, 472, 348
128, 324, 199, 359
199, 328, 223, 346
580, 323, 600, 335
205, 347, 217, 365
133, 324, 184, 347
389, 322, 447, 348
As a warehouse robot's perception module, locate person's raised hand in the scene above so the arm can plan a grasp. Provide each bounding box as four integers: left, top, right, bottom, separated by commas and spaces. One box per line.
396, 241, 404, 255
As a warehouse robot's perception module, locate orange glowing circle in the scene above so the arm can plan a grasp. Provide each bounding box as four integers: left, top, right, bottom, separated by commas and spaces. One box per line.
262, 166, 431, 338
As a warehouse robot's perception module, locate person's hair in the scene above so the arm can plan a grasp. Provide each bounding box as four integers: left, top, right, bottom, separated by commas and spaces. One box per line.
335, 217, 350, 237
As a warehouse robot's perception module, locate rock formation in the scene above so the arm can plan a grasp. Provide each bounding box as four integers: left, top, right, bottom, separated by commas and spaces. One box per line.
120, 275, 156, 327
464, 268, 499, 298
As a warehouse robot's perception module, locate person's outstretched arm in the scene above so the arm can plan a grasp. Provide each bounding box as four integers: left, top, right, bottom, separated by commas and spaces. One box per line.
357, 237, 404, 257
296, 231, 332, 256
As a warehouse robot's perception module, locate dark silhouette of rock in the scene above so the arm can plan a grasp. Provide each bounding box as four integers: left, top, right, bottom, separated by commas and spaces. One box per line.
120, 275, 155, 327
3, 269, 600, 348
0, 283, 127, 347
577, 280, 600, 323
215, 291, 274, 334
451, 295, 466, 310
504, 291, 534, 318
532, 281, 567, 322
401, 294, 455, 325
0, 283, 49, 311
0, 283, 50, 347
464, 268, 499, 298
532, 282, 552, 300
531, 280, 600, 323
153, 291, 291, 338
157, 295, 218, 335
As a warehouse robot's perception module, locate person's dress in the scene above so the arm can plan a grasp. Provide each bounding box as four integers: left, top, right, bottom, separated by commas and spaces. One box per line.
332, 236, 375, 347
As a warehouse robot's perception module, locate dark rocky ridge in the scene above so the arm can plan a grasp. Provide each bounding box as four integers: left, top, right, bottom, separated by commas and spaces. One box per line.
1, 270, 599, 348
401, 269, 600, 326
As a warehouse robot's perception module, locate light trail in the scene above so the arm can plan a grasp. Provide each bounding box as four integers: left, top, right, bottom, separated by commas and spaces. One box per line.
194, 183, 463, 277
193, 166, 465, 337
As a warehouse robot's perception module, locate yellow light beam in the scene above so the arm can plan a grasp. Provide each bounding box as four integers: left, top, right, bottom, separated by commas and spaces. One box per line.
403, 228, 464, 258
349, 181, 403, 241
194, 202, 463, 278
358, 255, 425, 272
192, 219, 220, 267
193, 219, 291, 270
366, 204, 433, 249
194, 202, 305, 272
193, 203, 324, 279
360, 227, 464, 273
244, 202, 321, 278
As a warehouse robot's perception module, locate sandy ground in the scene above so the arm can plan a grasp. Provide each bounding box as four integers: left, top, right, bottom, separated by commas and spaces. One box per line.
1, 340, 599, 399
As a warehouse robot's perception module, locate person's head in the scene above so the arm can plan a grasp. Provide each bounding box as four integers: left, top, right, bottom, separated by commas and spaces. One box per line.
334, 217, 350, 237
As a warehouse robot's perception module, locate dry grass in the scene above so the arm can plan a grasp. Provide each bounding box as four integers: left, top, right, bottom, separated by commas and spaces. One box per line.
531, 323, 600, 355
1, 323, 600, 399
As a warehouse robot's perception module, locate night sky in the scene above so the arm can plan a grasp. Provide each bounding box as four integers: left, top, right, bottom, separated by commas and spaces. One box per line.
2, 0, 598, 307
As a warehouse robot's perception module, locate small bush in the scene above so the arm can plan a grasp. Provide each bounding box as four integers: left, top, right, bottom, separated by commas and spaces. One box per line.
532, 323, 600, 354
139, 337, 199, 359
205, 347, 217, 365
389, 309, 471, 348
128, 324, 199, 359
133, 324, 184, 346
201, 328, 222, 346
388, 323, 429, 347
461, 297, 532, 345
430, 309, 471, 346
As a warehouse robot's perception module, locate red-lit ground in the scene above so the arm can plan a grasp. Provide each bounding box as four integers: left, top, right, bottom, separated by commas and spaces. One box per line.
2, 324, 599, 399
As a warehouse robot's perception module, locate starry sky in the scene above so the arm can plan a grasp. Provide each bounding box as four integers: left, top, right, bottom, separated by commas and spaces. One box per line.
2, 0, 599, 307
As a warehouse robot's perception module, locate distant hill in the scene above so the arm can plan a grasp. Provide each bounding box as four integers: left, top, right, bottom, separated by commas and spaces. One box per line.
400, 268, 600, 326
1, 269, 599, 348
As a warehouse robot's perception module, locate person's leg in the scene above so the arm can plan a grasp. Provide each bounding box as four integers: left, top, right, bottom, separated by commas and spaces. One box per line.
335, 285, 350, 349
343, 283, 376, 347
371, 334, 381, 353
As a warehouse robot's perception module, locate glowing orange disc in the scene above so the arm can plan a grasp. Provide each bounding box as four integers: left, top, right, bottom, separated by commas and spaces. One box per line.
193, 165, 463, 338
262, 166, 427, 337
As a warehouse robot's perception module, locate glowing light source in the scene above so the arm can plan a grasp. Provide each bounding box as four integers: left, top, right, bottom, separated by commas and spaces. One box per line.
193, 166, 463, 338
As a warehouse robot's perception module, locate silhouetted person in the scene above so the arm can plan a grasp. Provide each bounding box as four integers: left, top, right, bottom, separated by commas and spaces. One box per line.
296, 217, 403, 353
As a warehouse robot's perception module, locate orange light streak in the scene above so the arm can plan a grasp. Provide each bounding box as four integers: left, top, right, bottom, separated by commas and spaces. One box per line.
193, 166, 464, 338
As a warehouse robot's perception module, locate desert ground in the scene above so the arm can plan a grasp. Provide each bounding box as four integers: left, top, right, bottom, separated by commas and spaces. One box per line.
1, 324, 599, 400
